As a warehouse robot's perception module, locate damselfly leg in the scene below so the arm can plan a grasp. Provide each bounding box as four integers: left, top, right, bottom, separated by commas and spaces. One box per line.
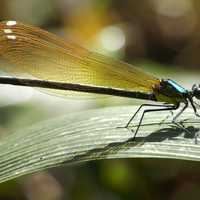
126, 100, 200, 140
189, 98, 200, 117
125, 104, 178, 140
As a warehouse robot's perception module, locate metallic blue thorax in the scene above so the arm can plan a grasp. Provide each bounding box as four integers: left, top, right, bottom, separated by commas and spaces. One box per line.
167, 79, 187, 94
153, 79, 189, 105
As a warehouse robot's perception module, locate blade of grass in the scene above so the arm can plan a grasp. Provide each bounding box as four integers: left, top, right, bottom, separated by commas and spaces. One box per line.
0, 105, 199, 183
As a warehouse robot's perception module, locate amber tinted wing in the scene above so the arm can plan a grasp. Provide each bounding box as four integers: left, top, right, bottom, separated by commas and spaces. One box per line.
0, 21, 160, 96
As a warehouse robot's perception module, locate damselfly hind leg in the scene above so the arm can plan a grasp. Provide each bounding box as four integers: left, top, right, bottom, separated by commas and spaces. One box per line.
125, 104, 158, 128
131, 105, 177, 140
121, 104, 177, 140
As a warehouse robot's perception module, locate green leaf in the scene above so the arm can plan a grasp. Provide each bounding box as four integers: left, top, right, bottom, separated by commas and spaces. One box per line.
0, 105, 199, 183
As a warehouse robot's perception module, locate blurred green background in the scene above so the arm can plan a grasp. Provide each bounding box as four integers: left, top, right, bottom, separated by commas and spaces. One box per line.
1, 0, 200, 200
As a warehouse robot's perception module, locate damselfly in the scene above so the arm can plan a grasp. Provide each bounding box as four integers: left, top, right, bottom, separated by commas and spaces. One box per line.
0, 21, 199, 138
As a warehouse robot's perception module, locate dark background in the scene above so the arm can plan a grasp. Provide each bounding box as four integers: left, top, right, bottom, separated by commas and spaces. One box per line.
0, 0, 200, 200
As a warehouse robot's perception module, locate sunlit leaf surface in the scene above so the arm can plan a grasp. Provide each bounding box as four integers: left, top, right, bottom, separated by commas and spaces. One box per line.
0, 106, 199, 183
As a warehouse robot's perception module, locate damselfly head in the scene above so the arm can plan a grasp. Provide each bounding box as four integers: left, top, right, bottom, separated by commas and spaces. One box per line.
192, 84, 200, 100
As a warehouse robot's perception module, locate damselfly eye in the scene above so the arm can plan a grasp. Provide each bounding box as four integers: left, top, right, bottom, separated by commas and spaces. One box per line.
192, 84, 200, 100
192, 84, 197, 90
